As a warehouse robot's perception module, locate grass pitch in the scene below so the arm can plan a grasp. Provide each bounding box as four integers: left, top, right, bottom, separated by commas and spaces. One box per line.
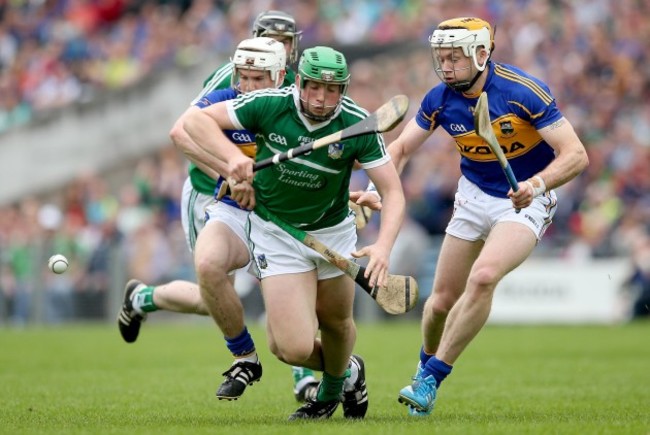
0, 320, 648, 434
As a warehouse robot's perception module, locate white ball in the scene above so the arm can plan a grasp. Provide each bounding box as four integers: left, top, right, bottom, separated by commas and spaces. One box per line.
48, 254, 69, 274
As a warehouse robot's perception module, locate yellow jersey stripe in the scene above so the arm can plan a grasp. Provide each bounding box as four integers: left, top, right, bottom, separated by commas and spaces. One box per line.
494, 65, 553, 105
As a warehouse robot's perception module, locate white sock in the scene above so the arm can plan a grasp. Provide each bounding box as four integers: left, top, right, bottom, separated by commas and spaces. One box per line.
343, 358, 359, 391
130, 290, 147, 316
295, 375, 317, 392
234, 353, 259, 364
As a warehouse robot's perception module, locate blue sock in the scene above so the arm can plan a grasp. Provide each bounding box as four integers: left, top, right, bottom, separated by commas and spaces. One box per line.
422, 356, 453, 388
420, 346, 434, 366
225, 326, 255, 357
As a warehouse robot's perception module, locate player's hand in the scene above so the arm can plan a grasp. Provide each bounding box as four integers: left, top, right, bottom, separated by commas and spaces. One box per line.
507, 181, 535, 210
229, 178, 255, 210
348, 201, 373, 230
349, 190, 382, 211
351, 243, 390, 289
227, 154, 254, 186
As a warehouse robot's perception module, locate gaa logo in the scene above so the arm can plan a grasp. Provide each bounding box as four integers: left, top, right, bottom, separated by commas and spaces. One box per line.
450, 123, 467, 132
269, 132, 288, 145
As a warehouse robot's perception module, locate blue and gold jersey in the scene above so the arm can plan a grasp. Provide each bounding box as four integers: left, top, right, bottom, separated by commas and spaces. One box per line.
191, 88, 256, 208
416, 61, 561, 198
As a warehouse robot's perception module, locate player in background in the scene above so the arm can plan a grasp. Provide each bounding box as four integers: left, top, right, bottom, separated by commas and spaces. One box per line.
117, 37, 316, 402
194, 10, 300, 103
354, 17, 588, 416
182, 46, 405, 420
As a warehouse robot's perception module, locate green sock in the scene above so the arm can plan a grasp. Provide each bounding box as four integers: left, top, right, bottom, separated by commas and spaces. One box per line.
133, 286, 158, 313
317, 369, 351, 402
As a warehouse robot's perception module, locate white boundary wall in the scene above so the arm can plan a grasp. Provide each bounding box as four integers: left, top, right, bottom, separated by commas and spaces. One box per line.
489, 258, 631, 324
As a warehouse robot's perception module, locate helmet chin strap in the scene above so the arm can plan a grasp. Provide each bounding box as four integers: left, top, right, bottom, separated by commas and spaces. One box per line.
449, 62, 487, 93
299, 97, 339, 122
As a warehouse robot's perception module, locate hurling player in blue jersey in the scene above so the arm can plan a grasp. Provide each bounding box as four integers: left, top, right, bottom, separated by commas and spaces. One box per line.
360, 17, 589, 415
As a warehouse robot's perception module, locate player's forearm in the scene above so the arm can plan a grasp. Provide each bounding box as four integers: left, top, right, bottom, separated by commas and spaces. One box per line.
535, 120, 589, 191
387, 118, 430, 175
374, 186, 405, 252
170, 120, 225, 180
537, 144, 589, 191
183, 109, 243, 171
388, 141, 410, 175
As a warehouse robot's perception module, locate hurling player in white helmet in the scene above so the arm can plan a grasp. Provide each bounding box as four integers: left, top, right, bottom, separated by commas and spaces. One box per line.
354, 16, 589, 416
119, 37, 315, 402
193, 10, 301, 103
182, 46, 406, 420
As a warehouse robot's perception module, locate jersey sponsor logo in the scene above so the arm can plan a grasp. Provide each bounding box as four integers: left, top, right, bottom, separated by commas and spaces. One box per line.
231, 132, 254, 143
449, 123, 468, 133
297, 136, 314, 146
453, 115, 542, 161
256, 254, 268, 269
327, 143, 344, 159
275, 165, 326, 190
455, 139, 527, 160
268, 132, 288, 146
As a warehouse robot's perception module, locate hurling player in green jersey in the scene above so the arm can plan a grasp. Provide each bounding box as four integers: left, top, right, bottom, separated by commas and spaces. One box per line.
182, 46, 405, 420
118, 37, 317, 402
186, 10, 320, 403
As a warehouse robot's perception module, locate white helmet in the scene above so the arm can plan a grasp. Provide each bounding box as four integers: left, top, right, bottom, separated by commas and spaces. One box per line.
429, 17, 495, 92
231, 37, 287, 90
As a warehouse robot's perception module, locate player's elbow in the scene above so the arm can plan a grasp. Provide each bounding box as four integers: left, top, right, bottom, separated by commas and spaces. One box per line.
170, 115, 200, 156
574, 146, 589, 175
169, 119, 186, 150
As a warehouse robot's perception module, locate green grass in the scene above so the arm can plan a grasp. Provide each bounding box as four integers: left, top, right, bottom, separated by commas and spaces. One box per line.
1, 320, 648, 434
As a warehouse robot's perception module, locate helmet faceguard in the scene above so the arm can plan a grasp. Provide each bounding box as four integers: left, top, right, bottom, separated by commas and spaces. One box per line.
429, 17, 495, 92
297, 46, 350, 122
231, 37, 287, 91
252, 10, 301, 64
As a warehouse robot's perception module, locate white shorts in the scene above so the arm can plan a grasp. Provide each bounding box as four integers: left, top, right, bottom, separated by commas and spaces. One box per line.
247, 212, 358, 280
204, 201, 250, 248
447, 176, 558, 242
180, 177, 214, 252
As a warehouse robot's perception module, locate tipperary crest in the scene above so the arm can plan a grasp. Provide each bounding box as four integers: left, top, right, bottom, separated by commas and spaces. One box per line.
499, 120, 515, 138
257, 254, 268, 269
328, 143, 344, 159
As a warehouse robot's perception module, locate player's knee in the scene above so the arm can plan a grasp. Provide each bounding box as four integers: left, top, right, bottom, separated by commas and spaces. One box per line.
195, 254, 229, 284
271, 341, 313, 366
426, 289, 460, 316
467, 266, 501, 292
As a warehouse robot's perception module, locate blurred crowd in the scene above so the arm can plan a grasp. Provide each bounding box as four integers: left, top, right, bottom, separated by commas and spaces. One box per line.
1, 0, 649, 324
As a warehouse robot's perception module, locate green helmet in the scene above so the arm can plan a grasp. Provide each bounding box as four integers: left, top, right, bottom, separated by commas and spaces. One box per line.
297, 46, 350, 121
298, 46, 350, 91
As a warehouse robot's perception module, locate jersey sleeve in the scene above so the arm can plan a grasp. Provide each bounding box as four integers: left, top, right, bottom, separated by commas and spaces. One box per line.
193, 88, 236, 108
190, 62, 234, 105
356, 132, 391, 169
504, 72, 563, 130
415, 85, 446, 132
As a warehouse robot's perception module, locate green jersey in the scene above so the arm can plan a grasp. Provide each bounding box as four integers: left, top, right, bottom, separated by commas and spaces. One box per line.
228, 86, 390, 230
187, 63, 297, 194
